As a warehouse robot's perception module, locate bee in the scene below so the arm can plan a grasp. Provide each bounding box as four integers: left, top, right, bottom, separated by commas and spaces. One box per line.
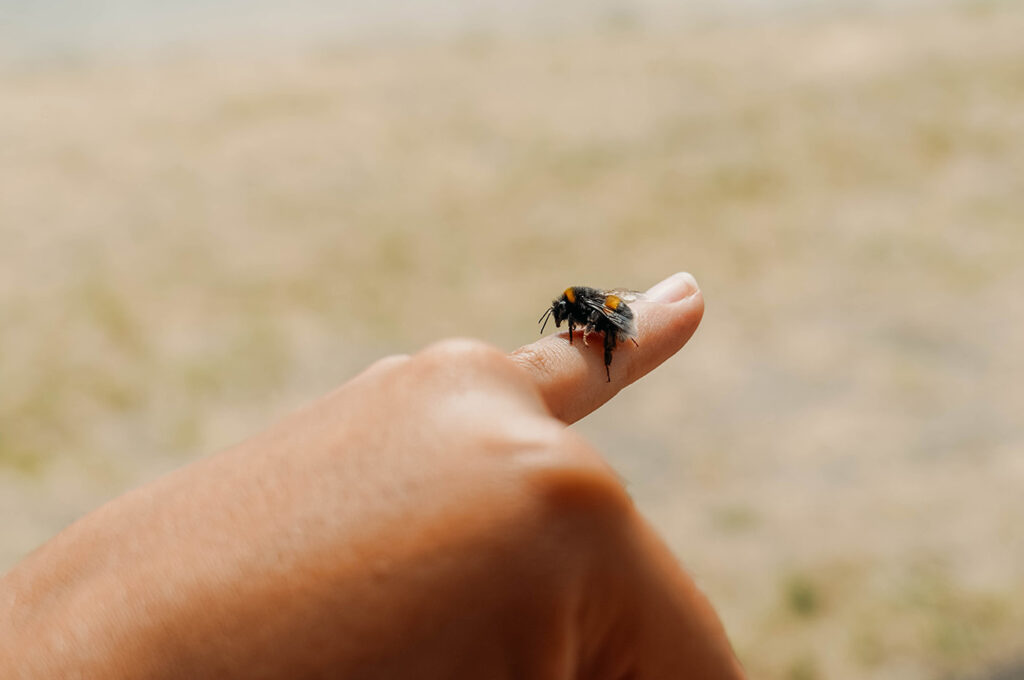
538, 286, 640, 382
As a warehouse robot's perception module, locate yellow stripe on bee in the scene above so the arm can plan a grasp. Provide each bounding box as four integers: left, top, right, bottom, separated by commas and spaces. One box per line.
564, 287, 576, 303
604, 295, 622, 310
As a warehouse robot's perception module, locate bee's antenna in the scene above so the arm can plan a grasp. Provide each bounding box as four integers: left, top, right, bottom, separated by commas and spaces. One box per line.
538, 307, 554, 334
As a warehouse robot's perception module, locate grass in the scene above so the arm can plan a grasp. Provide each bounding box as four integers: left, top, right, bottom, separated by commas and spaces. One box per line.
2, 3, 1024, 678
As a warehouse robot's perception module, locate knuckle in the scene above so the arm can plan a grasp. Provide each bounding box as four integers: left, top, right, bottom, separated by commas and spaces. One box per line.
419, 337, 505, 367
413, 338, 526, 389
367, 353, 411, 374
517, 430, 633, 523
410, 338, 545, 411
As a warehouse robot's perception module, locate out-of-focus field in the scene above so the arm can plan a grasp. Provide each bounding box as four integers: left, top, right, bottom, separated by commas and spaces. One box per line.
2, 3, 1023, 678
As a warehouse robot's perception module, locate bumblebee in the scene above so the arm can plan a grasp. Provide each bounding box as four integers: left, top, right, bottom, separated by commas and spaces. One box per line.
538, 286, 640, 382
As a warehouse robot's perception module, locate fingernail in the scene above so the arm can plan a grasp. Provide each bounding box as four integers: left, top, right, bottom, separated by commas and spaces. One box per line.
645, 272, 699, 303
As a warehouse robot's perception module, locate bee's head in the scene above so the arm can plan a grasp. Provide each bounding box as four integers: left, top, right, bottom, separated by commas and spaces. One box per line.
538, 294, 569, 333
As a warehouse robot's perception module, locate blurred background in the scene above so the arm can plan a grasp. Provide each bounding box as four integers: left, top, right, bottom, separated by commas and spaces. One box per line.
2, 1, 1023, 678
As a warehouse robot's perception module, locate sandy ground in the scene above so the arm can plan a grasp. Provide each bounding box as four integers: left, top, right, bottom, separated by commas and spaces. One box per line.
2, 3, 1023, 678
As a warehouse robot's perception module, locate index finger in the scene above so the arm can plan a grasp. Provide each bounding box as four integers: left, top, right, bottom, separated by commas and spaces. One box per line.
509, 272, 704, 424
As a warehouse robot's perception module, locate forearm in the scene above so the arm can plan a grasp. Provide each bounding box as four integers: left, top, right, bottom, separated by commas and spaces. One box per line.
0, 443, 309, 678
1, 485, 181, 678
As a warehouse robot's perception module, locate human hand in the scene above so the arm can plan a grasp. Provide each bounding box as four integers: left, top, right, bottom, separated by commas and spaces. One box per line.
1, 272, 743, 679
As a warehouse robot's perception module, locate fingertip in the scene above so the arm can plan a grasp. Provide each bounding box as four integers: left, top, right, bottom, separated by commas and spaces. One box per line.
667, 285, 704, 338
642, 273, 704, 357
644, 272, 700, 304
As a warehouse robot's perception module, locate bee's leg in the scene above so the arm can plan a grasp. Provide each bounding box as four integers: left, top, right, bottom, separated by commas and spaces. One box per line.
567, 319, 574, 344
585, 311, 604, 347
603, 332, 615, 382
582, 323, 593, 346
631, 338, 639, 347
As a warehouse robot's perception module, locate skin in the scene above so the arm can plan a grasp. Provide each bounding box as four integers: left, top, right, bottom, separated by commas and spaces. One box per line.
0, 272, 744, 679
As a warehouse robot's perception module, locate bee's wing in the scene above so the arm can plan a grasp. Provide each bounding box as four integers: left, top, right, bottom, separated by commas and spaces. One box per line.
604, 304, 639, 339
603, 289, 645, 304
581, 293, 639, 339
